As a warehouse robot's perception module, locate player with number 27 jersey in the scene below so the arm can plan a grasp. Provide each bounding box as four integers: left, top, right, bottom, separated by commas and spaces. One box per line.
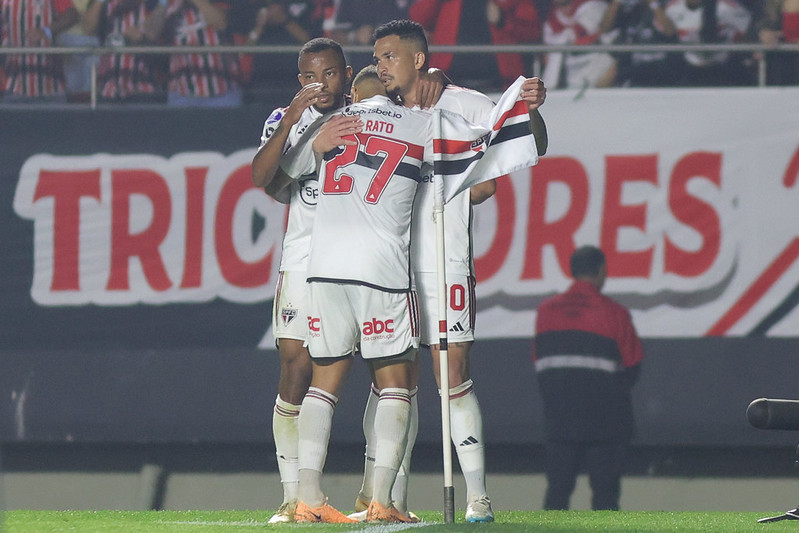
284, 94, 433, 293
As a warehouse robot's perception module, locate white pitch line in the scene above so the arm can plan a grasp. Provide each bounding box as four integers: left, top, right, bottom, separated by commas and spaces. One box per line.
158, 519, 432, 530
157, 519, 271, 527
344, 523, 430, 532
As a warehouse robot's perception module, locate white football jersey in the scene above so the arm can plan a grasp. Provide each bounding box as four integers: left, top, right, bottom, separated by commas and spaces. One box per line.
411, 85, 497, 275
665, 0, 751, 66
281, 78, 540, 291
260, 106, 322, 272
307, 96, 433, 292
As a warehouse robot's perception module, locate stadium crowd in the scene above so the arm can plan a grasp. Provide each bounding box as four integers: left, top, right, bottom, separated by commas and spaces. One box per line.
1, 0, 797, 103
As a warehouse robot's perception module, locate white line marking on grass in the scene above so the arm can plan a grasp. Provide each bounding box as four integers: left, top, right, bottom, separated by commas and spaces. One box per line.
157, 519, 271, 527
344, 523, 429, 532
159, 519, 431, 530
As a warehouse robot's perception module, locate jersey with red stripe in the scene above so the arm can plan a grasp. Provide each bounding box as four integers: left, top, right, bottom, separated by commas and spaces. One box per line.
1, 0, 65, 97
260, 105, 322, 272
281, 79, 539, 291
544, 0, 606, 45
411, 85, 496, 275
665, 0, 751, 67
307, 95, 432, 292
96, 1, 159, 100
165, 0, 239, 98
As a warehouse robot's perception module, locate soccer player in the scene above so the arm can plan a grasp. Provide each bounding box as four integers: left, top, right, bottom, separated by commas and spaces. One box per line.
350, 65, 387, 103
250, 37, 353, 524
252, 40, 443, 524
280, 71, 542, 523
352, 19, 548, 523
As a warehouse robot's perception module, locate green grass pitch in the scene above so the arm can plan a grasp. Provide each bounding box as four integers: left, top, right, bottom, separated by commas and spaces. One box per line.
3, 510, 798, 532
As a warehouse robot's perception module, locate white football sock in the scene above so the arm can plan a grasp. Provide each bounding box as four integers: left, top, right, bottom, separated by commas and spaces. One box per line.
447, 379, 488, 502
358, 384, 380, 503
372, 387, 411, 507
297, 387, 338, 507
273, 394, 301, 502
391, 386, 418, 513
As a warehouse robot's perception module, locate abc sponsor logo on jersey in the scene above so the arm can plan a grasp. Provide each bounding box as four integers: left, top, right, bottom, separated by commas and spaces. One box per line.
298, 176, 319, 206
362, 318, 395, 340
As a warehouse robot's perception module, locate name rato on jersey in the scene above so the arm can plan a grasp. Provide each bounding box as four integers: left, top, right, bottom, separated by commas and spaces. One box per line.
411, 86, 497, 275
260, 106, 322, 272
285, 95, 433, 292
281, 77, 540, 291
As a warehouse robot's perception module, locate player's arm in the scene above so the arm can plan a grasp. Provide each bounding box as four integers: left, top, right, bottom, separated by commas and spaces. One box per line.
470, 178, 496, 205
520, 77, 548, 156
251, 82, 323, 188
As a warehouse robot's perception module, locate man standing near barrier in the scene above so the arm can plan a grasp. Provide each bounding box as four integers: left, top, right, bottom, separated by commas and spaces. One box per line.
533, 245, 644, 510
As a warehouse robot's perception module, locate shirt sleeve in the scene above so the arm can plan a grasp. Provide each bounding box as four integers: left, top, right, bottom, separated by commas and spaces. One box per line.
617, 307, 644, 368
280, 137, 317, 180
260, 107, 287, 148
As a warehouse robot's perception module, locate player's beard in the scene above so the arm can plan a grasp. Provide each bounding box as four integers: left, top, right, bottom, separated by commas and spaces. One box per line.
386, 86, 402, 105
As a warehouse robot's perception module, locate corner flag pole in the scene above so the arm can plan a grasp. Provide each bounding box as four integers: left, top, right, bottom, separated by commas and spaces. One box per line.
433, 161, 455, 524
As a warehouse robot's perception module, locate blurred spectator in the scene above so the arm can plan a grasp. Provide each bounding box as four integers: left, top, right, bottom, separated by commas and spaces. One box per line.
327, 0, 407, 68
83, 0, 166, 103
56, 0, 100, 102
162, 0, 242, 107
665, 0, 753, 86
599, 0, 680, 87
1, 0, 79, 103
230, 0, 322, 102
542, 0, 617, 90
755, 0, 799, 85
410, 0, 541, 91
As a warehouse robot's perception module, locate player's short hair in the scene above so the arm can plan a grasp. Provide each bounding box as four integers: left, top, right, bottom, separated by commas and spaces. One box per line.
373, 20, 429, 62
353, 65, 379, 87
298, 38, 347, 71
570, 246, 606, 279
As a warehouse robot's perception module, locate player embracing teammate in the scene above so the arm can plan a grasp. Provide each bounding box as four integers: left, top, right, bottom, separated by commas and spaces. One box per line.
253, 22, 548, 524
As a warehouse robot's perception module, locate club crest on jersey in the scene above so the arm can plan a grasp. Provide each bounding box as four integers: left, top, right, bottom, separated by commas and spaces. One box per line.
299, 176, 319, 206
281, 307, 298, 326
471, 134, 490, 152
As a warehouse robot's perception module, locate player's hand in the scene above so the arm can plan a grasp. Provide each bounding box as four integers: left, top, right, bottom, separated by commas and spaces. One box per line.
416, 68, 448, 109
312, 114, 362, 153
520, 77, 546, 111
284, 82, 324, 127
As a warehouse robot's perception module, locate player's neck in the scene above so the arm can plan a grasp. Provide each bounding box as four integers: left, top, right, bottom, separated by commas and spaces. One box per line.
400, 80, 420, 108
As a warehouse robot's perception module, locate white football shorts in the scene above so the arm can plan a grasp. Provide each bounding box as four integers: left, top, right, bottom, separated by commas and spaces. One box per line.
272, 270, 309, 342
306, 282, 420, 360
415, 272, 475, 346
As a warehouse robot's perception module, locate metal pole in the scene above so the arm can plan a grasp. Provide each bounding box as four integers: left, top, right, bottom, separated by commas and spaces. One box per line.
90, 61, 97, 110
433, 155, 455, 524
